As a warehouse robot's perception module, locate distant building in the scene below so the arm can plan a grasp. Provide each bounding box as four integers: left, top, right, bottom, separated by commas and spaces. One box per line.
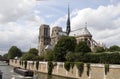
38, 7, 104, 55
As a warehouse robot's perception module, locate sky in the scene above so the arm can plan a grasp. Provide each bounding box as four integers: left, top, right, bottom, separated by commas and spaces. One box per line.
0, 0, 120, 55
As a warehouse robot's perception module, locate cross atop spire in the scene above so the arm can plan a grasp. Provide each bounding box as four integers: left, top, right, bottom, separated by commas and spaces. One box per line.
66, 4, 71, 36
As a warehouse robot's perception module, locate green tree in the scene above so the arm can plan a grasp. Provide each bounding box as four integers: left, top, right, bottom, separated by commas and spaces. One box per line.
75, 41, 91, 55
109, 45, 120, 52
54, 36, 76, 61
44, 50, 54, 61
28, 48, 38, 55
48, 61, 54, 75
22, 48, 43, 61
96, 46, 105, 53
8, 46, 22, 59
66, 52, 83, 62
64, 62, 71, 71
76, 62, 84, 77
3, 53, 8, 59
22, 53, 43, 61
22, 53, 35, 60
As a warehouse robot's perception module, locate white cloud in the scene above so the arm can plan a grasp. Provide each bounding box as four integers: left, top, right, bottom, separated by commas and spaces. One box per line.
0, 0, 36, 23
70, 3, 120, 47
45, 15, 54, 18
0, 0, 46, 55
0, 20, 42, 55
51, 16, 66, 27
71, 4, 120, 30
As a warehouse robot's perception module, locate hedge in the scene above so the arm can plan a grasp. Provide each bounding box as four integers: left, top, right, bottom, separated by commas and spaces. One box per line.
83, 52, 120, 64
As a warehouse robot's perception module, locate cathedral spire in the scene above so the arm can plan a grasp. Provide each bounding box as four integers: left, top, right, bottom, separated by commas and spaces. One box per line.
66, 4, 71, 36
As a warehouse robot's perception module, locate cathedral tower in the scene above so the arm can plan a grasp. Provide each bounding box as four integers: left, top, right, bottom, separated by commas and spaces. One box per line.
51, 26, 62, 46
66, 5, 71, 36
38, 24, 50, 55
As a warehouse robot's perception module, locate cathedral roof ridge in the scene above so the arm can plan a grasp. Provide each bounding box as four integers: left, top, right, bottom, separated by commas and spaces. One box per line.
69, 26, 92, 37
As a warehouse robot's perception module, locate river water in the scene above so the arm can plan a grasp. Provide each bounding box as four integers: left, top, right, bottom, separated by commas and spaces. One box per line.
0, 61, 75, 79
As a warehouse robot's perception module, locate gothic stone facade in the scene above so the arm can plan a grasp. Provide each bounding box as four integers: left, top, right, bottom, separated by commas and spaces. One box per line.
38, 24, 102, 55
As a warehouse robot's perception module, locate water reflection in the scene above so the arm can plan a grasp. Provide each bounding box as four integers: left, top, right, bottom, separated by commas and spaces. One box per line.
11, 72, 75, 79
37, 73, 75, 79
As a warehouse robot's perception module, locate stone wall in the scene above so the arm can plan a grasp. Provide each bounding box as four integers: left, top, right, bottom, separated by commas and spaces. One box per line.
10, 59, 120, 79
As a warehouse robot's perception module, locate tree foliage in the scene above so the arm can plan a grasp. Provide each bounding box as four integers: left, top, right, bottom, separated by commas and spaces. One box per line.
8, 46, 22, 59
22, 48, 44, 61
28, 48, 38, 55
86, 63, 91, 76
54, 36, 76, 61
76, 62, 84, 77
44, 50, 54, 61
36, 61, 39, 70
109, 45, 120, 52
75, 41, 91, 55
24, 61, 27, 69
66, 52, 83, 62
22, 53, 43, 61
22, 53, 35, 60
83, 52, 120, 64
96, 46, 105, 53
48, 61, 54, 75
64, 62, 71, 71
104, 64, 109, 75
3, 53, 8, 59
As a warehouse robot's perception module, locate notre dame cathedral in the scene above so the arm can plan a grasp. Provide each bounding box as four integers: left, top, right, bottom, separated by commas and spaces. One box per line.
38, 7, 104, 56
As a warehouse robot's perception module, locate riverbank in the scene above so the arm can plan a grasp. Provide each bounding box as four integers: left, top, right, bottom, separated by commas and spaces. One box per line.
10, 59, 120, 79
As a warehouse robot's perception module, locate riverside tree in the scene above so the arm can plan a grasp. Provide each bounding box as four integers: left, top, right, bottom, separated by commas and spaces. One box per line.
22, 48, 43, 61
75, 41, 91, 55
3, 53, 8, 59
95, 46, 105, 53
54, 36, 76, 61
8, 46, 22, 59
109, 45, 120, 52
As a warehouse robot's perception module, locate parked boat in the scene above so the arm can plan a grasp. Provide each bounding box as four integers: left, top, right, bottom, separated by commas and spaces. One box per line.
13, 67, 33, 77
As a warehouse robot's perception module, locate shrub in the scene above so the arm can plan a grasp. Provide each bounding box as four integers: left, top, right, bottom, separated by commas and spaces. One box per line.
83, 52, 120, 64
86, 63, 91, 76
66, 52, 83, 62
24, 61, 27, 69
48, 61, 54, 75
64, 62, 71, 71
19, 60, 22, 65
71, 62, 75, 69
36, 61, 39, 70
83, 53, 100, 63
76, 62, 84, 77
104, 64, 109, 75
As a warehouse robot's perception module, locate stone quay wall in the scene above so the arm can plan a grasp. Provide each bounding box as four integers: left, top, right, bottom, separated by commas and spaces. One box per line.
10, 59, 120, 79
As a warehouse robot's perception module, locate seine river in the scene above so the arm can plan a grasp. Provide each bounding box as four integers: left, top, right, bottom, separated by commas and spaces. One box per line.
0, 61, 74, 79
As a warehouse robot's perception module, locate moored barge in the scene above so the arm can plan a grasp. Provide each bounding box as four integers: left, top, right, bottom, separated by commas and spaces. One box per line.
13, 67, 33, 77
